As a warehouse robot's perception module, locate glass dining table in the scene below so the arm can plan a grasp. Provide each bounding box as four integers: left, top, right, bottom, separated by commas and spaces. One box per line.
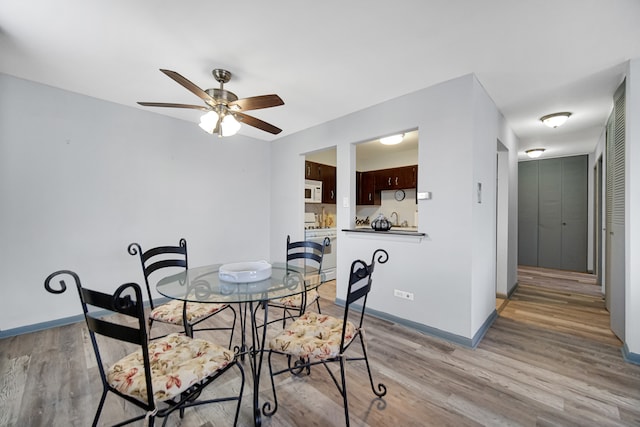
156, 261, 322, 427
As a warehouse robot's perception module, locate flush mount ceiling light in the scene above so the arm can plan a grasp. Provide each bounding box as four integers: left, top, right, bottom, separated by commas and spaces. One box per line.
379, 134, 404, 145
540, 112, 571, 128
526, 148, 545, 158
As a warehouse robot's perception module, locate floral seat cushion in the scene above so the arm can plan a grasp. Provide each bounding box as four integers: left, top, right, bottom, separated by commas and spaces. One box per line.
277, 289, 319, 308
150, 300, 226, 325
268, 312, 356, 361
106, 333, 234, 403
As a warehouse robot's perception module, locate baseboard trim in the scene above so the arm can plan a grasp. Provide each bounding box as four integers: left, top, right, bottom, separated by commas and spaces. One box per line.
507, 281, 519, 298
335, 298, 498, 349
622, 343, 640, 365
0, 297, 168, 339
0, 314, 86, 339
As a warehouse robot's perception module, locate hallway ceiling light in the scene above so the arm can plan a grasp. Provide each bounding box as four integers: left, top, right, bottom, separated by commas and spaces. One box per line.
540, 112, 571, 128
526, 148, 545, 158
379, 134, 404, 145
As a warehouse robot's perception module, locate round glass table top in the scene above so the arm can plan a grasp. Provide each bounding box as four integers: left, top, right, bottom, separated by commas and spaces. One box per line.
156, 262, 322, 304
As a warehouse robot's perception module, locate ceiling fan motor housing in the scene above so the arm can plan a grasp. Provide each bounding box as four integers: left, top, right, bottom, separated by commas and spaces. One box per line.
204, 88, 238, 107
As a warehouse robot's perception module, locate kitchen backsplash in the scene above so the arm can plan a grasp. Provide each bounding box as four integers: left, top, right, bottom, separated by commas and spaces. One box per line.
305, 189, 418, 228
305, 203, 337, 228
356, 189, 418, 227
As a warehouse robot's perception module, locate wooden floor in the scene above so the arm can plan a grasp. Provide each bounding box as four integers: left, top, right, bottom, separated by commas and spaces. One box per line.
2, 266, 640, 426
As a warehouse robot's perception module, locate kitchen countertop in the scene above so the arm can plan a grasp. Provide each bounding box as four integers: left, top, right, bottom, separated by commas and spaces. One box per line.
343, 226, 425, 237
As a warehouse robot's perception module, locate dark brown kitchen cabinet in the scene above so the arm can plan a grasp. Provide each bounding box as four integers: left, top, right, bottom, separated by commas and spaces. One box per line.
357, 171, 380, 205
305, 160, 336, 204
305, 160, 322, 180
321, 164, 337, 204
374, 165, 417, 190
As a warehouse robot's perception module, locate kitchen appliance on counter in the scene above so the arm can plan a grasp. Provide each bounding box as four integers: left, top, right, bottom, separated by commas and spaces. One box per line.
304, 227, 337, 281
304, 212, 318, 229
304, 180, 322, 203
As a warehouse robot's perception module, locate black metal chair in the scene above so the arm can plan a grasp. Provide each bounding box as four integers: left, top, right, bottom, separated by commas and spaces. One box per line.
263, 248, 389, 426
44, 270, 244, 427
262, 235, 330, 329
128, 239, 236, 347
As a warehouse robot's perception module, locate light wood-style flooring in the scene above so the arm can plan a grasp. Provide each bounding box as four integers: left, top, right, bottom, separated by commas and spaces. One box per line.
2, 266, 640, 426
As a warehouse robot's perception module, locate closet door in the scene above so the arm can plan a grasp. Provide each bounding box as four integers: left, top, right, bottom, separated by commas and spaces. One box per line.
538, 158, 563, 269
560, 155, 588, 272
607, 81, 626, 339
517, 161, 539, 266
518, 155, 588, 272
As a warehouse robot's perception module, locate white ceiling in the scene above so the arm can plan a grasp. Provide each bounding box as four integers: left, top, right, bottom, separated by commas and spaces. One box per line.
2, 1, 639, 160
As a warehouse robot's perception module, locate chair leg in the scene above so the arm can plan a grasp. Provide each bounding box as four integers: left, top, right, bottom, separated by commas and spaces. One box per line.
339, 356, 350, 427
91, 388, 108, 427
315, 297, 322, 314
359, 333, 387, 397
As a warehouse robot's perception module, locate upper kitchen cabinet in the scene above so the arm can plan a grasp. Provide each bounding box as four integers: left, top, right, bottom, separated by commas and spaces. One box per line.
321, 164, 337, 204
305, 148, 337, 205
305, 160, 322, 180
374, 165, 417, 190
357, 171, 381, 205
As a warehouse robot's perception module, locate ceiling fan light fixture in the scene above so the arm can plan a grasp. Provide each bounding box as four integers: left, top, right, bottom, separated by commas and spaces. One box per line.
380, 133, 404, 145
199, 111, 219, 134
540, 112, 571, 128
526, 148, 545, 158
220, 114, 241, 137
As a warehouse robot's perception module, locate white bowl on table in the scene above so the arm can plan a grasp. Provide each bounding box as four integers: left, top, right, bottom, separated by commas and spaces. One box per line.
218, 260, 272, 283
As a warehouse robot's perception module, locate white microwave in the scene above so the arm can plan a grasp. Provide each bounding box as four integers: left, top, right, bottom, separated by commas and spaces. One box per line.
304, 180, 322, 203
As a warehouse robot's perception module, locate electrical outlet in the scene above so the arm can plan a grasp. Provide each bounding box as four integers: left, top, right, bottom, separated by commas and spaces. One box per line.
394, 289, 414, 301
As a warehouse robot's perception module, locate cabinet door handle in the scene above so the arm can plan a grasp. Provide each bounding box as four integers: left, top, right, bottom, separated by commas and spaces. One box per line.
395, 177, 398, 185
369, 193, 372, 201
331, 190, 335, 199
388, 177, 391, 186
307, 166, 310, 176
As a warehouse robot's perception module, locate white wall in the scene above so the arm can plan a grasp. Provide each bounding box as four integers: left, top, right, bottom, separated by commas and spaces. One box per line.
0, 74, 272, 332
1, 71, 521, 345
271, 74, 519, 342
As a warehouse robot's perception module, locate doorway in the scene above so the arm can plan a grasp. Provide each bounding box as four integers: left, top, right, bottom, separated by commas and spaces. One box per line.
496, 140, 509, 298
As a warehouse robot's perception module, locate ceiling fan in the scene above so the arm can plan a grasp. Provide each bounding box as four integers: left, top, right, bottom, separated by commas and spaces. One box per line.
138, 68, 284, 137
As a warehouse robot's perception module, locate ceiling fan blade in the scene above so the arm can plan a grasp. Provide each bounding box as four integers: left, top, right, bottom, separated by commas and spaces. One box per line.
229, 94, 284, 111
159, 69, 216, 105
235, 112, 282, 135
137, 102, 209, 111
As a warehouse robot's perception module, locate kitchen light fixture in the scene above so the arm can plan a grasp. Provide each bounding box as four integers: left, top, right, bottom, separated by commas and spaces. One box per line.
540, 112, 571, 128
380, 133, 404, 145
526, 148, 545, 158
